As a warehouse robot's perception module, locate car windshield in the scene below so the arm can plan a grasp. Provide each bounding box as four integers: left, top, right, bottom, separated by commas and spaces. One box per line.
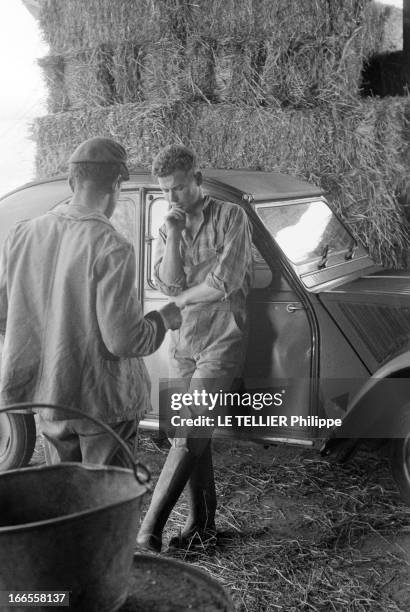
256, 199, 353, 266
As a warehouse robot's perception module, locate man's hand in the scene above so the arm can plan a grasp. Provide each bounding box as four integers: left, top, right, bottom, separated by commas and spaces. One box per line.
173, 294, 186, 309
165, 205, 186, 233
158, 302, 182, 330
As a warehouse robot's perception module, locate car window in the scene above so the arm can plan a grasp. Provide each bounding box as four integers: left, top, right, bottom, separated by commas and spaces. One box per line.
50, 196, 138, 246
110, 196, 138, 245
256, 199, 353, 266
146, 195, 169, 288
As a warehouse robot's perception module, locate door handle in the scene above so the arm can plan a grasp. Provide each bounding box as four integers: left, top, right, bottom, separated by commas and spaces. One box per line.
287, 303, 304, 313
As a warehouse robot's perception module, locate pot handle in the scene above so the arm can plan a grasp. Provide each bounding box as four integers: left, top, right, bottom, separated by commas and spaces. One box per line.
0, 402, 150, 486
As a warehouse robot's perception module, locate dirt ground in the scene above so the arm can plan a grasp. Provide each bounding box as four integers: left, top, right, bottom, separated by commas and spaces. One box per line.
32, 433, 410, 611
136, 435, 410, 612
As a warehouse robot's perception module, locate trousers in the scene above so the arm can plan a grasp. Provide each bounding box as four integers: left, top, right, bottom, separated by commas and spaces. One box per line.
169, 306, 246, 455
38, 416, 138, 467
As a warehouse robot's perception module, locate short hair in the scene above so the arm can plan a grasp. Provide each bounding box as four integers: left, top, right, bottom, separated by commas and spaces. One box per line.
69, 162, 122, 192
152, 145, 198, 177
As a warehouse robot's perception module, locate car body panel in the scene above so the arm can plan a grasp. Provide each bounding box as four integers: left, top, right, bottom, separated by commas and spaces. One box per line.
319, 278, 410, 372
326, 270, 410, 296
0, 180, 71, 245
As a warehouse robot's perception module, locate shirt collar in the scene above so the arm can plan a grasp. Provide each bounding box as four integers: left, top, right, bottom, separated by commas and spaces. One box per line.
201, 195, 213, 218
50, 203, 115, 228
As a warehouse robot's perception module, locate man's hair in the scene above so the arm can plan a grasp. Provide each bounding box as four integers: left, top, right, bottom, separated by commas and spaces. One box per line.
69, 162, 122, 192
152, 145, 198, 177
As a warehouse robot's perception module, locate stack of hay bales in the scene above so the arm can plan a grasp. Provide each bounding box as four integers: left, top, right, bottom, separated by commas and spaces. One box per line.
33, 0, 409, 267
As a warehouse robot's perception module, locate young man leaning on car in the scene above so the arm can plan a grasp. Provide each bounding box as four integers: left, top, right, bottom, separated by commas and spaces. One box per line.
137, 144, 253, 552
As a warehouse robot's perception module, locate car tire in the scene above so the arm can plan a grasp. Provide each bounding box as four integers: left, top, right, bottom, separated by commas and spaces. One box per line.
389, 406, 410, 505
0, 412, 36, 470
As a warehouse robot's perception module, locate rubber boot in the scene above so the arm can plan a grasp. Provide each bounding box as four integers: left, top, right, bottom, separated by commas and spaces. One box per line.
136, 447, 196, 553
168, 443, 217, 550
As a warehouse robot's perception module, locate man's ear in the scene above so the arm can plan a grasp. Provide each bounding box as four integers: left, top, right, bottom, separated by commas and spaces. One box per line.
68, 176, 75, 192
195, 170, 203, 186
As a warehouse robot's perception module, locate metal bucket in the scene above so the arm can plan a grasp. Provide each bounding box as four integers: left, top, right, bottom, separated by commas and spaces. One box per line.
0, 403, 151, 612
123, 553, 235, 611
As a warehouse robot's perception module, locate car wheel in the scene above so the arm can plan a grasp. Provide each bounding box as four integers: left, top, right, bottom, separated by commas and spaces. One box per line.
0, 412, 36, 470
389, 406, 410, 505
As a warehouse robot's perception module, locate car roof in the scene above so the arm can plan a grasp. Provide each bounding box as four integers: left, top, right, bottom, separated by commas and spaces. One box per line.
0, 168, 323, 204
203, 169, 323, 201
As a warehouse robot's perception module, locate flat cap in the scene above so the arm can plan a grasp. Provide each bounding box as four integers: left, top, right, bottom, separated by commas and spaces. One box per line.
68, 137, 129, 180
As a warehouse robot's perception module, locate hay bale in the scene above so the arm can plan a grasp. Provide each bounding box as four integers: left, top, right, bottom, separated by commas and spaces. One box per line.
38, 0, 192, 53
40, 43, 146, 111
38, 0, 150, 52
256, 0, 381, 107
38, 0, 260, 52
185, 0, 257, 39
33, 104, 113, 175
186, 0, 374, 42
33, 101, 194, 176
63, 45, 115, 109
214, 40, 265, 105
141, 37, 188, 103
38, 55, 68, 113
33, 97, 409, 268
185, 36, 217, 102
261, 30, 366, 108
111, 42, 145, 104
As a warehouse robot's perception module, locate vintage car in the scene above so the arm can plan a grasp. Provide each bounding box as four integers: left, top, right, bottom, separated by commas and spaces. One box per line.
0, 170, 409, 504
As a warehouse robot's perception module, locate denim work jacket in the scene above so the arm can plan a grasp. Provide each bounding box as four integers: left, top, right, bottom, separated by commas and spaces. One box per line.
0, 204, 165, 423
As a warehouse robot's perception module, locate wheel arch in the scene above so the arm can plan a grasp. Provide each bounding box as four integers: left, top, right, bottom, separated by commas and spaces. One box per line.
325, 351, 410, 443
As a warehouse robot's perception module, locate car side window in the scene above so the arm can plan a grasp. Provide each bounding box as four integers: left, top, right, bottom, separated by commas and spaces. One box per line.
146, 195, 169, 289
110, 196, 141, 290
110, 196, 138, 245
54, 196, 138, 246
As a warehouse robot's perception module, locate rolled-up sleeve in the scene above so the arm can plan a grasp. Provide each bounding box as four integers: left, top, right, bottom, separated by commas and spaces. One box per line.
153, 227, 186, 296
205, 206, 252, 298
96, 242, 165, 357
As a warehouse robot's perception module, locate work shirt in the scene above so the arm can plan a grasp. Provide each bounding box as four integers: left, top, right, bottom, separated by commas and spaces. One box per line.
0, 203, 165, 422
154, 196, 253, 314
154, 197, 253, 376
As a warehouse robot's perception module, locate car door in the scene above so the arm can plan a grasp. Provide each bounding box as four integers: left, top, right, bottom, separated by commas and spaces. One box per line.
242, 207, 314, 442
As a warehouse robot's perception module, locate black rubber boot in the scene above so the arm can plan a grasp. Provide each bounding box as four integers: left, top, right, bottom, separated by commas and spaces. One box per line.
168, 443, 217, 550
136, 447, 196, 553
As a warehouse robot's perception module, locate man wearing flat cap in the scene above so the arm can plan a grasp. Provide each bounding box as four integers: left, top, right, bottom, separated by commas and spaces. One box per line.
0, 137, 181, 465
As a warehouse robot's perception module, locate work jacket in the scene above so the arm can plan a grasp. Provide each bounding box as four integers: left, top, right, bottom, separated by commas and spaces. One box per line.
0, 203, 165, 422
